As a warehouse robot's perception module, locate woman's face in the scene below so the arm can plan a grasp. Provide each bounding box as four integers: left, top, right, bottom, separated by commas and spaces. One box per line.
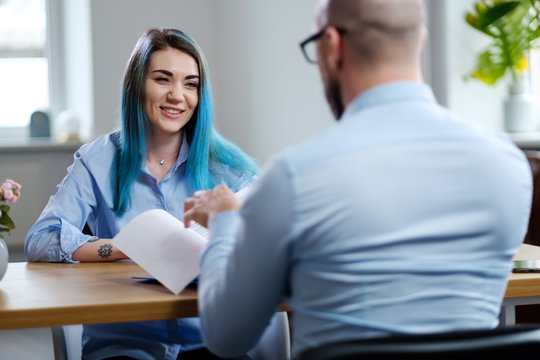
144, 47, 199, 136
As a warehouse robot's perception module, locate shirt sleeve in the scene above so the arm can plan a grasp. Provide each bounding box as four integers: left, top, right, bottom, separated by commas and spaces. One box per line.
199, 155, 294, 357
24, 150, 100, 263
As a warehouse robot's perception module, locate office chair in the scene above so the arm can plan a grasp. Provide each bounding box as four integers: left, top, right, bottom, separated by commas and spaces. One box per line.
51, 325, 81, 360
295, 325, 540, 360
51, 312, 291, 360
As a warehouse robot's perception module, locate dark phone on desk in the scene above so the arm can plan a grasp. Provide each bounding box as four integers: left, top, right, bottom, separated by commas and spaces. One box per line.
513, 260, 540, 273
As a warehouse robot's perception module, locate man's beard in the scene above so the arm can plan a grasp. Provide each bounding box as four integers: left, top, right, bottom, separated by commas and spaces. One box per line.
324, 75, 345, 120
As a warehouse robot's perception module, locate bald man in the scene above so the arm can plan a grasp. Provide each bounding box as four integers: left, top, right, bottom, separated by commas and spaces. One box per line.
184, 0, 533, 358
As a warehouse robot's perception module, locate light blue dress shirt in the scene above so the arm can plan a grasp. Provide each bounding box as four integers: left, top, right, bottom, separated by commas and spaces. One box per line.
199, 82, 533, 358
25, 132, 252, 360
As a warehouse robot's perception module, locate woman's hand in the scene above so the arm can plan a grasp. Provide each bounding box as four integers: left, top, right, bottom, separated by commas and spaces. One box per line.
184, 185, 241, 228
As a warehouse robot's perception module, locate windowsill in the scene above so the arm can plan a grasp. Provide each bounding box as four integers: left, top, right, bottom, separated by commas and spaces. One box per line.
0, 137, 82, 153
507, 132, 540, 150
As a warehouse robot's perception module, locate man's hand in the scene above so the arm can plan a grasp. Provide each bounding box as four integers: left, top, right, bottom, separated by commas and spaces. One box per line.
184, 185, 241, 228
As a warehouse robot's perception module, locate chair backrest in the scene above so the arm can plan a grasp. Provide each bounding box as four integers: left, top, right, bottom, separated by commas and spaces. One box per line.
523, 150, 540, 246
295, 325, 540, 360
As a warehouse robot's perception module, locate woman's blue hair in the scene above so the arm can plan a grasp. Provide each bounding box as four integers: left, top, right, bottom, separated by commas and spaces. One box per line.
112, 28, 258, 215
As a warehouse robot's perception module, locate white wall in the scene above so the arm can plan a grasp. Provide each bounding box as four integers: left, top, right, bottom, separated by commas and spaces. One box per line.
213, 1, 332, 163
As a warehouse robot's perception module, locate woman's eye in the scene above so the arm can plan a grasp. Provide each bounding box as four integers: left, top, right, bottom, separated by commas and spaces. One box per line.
156, 77, 168, 83
186, 82, 198, 89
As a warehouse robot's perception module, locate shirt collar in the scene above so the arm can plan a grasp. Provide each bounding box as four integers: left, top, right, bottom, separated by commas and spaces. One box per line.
341, 81, 437, 121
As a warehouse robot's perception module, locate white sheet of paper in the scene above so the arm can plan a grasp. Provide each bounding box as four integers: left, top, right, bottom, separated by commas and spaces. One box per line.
112, 209, 208, 294
187, 186, 252, 238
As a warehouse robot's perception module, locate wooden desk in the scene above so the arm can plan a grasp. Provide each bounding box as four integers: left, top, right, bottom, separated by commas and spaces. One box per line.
0, 261, 198, 330
502, 243, 540, 325
0, 261, 291, 360
2, 248, 531, 330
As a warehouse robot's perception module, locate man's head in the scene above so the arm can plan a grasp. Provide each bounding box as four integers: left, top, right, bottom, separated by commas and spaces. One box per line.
304, 0, 427, 119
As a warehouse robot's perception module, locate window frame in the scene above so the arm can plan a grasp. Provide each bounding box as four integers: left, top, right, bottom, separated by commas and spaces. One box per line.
0, 0, 62, 140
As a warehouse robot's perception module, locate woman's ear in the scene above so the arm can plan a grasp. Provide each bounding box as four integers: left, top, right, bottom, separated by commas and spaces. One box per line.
322, 26, 344, 74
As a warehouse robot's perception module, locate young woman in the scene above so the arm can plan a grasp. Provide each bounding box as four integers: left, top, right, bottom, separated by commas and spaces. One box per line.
25, 28, 257, 360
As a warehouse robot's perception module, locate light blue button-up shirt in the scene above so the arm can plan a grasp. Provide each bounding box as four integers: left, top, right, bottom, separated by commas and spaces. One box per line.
199, 82, 533, 358
25, 132, 252, 359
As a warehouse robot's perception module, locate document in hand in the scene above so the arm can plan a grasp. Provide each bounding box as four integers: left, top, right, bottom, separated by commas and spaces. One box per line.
112, 186, 252, 294
112, 209, 207, 294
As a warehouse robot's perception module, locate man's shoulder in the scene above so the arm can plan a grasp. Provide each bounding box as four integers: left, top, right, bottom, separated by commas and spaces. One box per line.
456, 121, 524, 157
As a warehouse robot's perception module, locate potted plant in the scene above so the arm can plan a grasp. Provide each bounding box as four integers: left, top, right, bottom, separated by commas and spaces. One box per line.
0, 179, 21, 281
465, 0, 540, 132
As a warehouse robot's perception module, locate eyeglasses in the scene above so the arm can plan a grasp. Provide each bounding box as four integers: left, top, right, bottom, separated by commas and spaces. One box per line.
299, 26, 347, 64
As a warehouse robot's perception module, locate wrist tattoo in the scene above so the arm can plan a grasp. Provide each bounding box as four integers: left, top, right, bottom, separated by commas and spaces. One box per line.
98, 244, 113, 258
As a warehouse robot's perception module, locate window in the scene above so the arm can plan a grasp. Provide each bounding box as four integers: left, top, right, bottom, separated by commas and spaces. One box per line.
0, 0, 48, 137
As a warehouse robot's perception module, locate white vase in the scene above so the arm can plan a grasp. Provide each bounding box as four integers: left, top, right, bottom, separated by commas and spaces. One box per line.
0, 237, 8, 281
504, 78, 538, 133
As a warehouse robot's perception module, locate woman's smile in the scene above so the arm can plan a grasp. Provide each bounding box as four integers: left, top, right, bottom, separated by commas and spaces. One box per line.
160, 106, 185, 118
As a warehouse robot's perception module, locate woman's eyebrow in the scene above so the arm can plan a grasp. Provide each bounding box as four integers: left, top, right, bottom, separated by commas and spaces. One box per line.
151, 69, 173, 77
151, 70, 199, 80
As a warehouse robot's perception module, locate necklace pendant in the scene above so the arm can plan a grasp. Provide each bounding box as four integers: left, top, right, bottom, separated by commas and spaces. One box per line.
160, 159, 165, 165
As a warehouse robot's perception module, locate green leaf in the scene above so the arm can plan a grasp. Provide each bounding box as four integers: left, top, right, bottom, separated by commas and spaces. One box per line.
464, 0, 540, 86
0, 211, 15, 230
478, 2, 521, 29
469, 48, 509, 85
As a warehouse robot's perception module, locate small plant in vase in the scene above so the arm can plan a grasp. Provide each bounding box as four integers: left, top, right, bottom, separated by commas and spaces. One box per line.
0, 179, 21, 281
465, 0, 540, 132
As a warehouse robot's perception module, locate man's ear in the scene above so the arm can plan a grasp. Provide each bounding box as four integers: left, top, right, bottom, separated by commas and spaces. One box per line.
420, 26, 428, 51
323, 26, 344, 73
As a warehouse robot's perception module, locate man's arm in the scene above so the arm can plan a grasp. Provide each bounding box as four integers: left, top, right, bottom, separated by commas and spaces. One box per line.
185, 156, 294, 357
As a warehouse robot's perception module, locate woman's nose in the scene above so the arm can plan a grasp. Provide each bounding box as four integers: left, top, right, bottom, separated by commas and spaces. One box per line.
167, 86, 184, 102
